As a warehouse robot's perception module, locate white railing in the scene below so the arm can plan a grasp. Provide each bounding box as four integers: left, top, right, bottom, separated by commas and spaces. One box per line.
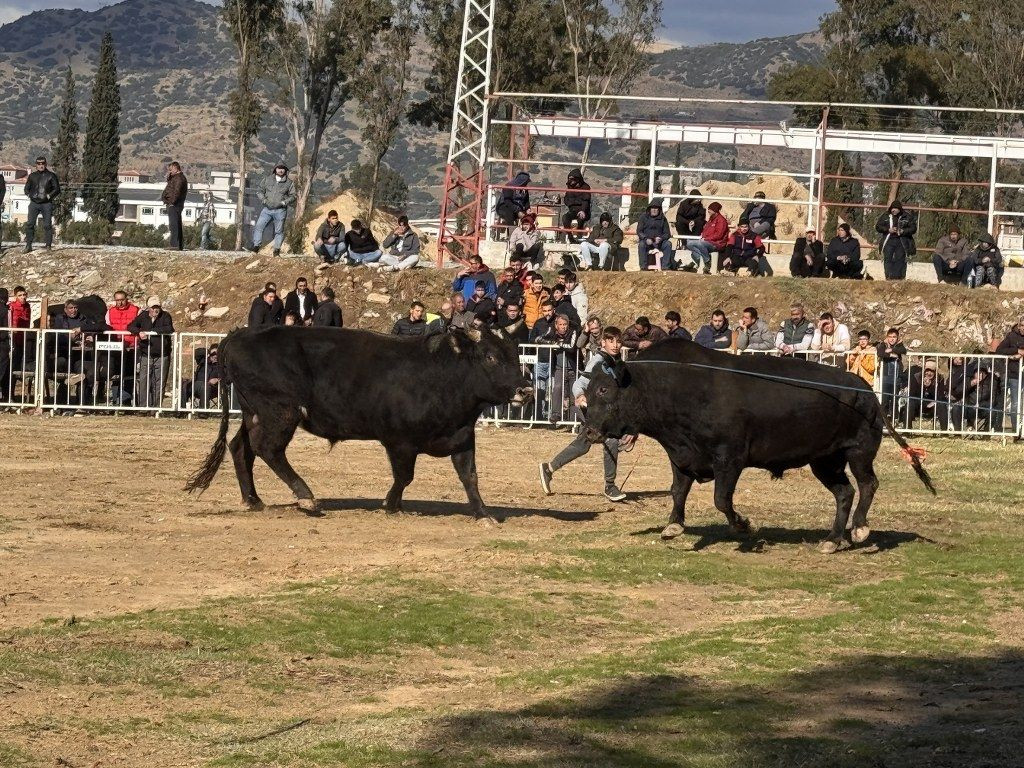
176, 333, 239, 416
485, 343, 583, 427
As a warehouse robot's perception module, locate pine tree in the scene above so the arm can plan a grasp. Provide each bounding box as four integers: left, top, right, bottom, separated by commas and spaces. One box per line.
81, 32, 121, 224
629, 142, 652, 222
51, 65, 80, 228
670, 143, 682, 197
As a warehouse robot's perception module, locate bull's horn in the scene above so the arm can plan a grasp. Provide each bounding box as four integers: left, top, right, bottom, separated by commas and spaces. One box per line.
491, 328, 505, 339
465, 328, 482, 342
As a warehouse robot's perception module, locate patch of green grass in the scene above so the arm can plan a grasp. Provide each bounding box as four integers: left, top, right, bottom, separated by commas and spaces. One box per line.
0, 742, 36, 767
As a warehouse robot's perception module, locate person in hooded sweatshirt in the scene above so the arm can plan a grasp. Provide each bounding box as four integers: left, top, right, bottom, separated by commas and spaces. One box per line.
562, 168, 591, 243
496, 171, 531, 227
675, 189, 706, 243
684, 201, 729, 274
971, 233, 1003, 288
250, 162, 296, 256
874, 200, 917, 280
636, 200, 673, 270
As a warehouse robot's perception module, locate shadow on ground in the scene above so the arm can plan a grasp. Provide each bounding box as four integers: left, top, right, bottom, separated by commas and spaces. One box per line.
414, 651, 1024, 767
628, 523, 931, 554
320, 497, 599, 522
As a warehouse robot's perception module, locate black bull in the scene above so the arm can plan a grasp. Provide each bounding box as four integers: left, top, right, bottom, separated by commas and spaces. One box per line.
582, 340, 935, 552
185, 326, 532, 522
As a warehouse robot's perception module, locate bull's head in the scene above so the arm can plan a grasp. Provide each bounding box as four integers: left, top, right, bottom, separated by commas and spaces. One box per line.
431, 328, 534, 407
582, 362, 631, 444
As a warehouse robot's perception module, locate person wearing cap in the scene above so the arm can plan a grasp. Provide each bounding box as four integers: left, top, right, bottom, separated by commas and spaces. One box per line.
719, 220, 764, 276
23, 155, 61, 253
579, 212, 623, 271
875, 200, 917, 280
932, 226, 972, 284
161, 162, 189, 251
636, 200, 674, 270
684, 201, 729, 274
826, 223, 863, 279
197, 190, 217, 250
508, 212, 544, 269
250, 162, 296, 256
900, 360, 948, 430
790, 229, 826, 278
970, 233, 1002, 288
128, 298, 175, 410
741, 190, 777, 239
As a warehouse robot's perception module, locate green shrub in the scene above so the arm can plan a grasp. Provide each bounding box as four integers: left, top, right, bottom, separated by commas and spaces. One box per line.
61, 220, 114, 245
2, 221, 20, 242
183, 224, 237, 251
119, 223, 167, 248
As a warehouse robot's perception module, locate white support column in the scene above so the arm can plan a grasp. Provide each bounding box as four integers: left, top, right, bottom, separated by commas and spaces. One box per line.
988, 143, 999, 235
646, 127, 659, 203
807, 132, 818, 230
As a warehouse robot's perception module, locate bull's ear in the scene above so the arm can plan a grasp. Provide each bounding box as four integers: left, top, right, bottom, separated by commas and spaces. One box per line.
465, 328, 482, 343
428, 334, 462, 355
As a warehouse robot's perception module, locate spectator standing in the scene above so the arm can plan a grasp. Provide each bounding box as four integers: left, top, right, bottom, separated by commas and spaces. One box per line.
971, 233, 1002, 288
826, 224, 863, 279
579, 212, 623, 271
452, 255, 497, 302
901, 361, 949, 430
684, 201, 729, 274
507, 253, 530, 288
378, 216, 421, 272
522, 273, 550, 330
775, 303, 814, 355
846, 331, 876, 386
509, 213, 544, 269
284, 277, 318, 325
562, 168, 591, 243
466, 281, 497, 325
8, 286, 32, 373
312, 286, 343, 327
741, 191, 777, 240
392, 301, 428, 336
995, 316, 1024, 436
344, 219, 382, 265
197, 190, 216, 250
250, 163, 296, 256
161, 162, 189, 251
563, 272, 588, 325
719, 221, 764, 276
104, 290, 140, 403
876, 327, 907, 418
810, 312, 851, 354
636, 201, 673, 270
0, 174, 6, 226
23, 156, 61, 253
496, 171, 531, 226
790, 229, 826, 278
675, 189, 706, 243
0, 288, 9, 401
529, 301, 558, 343
932, 226, 972, 284
875, 201, 917, 280
538, 314, 580, 422
736, 307, 774, 351
664, 311, 692, 341
622, 316, 667, 352
498, 303, 529, 343
577, 316, 604, 357
314, 210, 347, 263
496, 267, 525, 310
128, 297, 174, 409
550, 284, 581, 330
695, 310, 731, 350
538, 326, 633, 502
248, 286, 280, 328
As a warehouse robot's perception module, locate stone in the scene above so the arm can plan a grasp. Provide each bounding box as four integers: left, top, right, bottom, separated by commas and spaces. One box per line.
362, 280, 374, 289
245, 259, 261, 271
362, 310, 380, 318
909, 339, 922, 349
186, 280, 199, 288
366, 293, 391, 304
78, 269, 103, 290
168, 281, 177, 289
151, 271, 169, 283
189, 310, 203, 321
204, 306, 230, 319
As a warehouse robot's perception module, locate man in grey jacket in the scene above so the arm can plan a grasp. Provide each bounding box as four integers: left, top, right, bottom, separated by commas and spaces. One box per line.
377, 215, 421, 272
250, 163, 296, 256
932, 226, 973, 284
736, 307, 775, 351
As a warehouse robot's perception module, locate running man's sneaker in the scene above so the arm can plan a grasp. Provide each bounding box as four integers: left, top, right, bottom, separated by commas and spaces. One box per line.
604, 485, 626, 502
539, 462, 553, 495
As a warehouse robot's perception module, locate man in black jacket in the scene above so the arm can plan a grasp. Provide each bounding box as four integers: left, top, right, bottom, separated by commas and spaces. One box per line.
248, 286, 281, 328
284, 277, 318, 326
675, 190, 706, 242
498, 303, 529, 344
995, 316, 1024, 436
345, 219, 382, 265
314, 210, 347, 263
161, 162, 189, 250
790, 229, 826, 277
312, 287, 343, 327
128, 298, 175, 409
875, 201, 917, 280
24, 156, 61, 253
392, 301, 428, 336
562, 168, 591, 243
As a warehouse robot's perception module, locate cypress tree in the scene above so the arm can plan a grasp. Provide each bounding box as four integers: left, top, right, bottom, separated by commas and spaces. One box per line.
629, 142, 652, 222
51, 65, 80, 228
81, 32, 121, 224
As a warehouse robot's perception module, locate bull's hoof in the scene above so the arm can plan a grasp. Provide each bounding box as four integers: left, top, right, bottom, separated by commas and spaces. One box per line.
851, 526, 871, 544
730, 517, 752, 535
477, 515, 501, 527
818, 539, 840, 555
297, 497, 321, 515
245, 499, 266, 512
661, 522, 684, 540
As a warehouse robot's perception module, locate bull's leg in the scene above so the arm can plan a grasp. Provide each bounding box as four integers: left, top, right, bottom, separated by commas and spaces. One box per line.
383, 445, 417, 513
661, 462, 694, 540
229, 417, 263, 510
712, 462, 750, 534
252, 413, 318, 513
846, 453, 879, 545
810, 456, 855, 554
451, 445, 497, 524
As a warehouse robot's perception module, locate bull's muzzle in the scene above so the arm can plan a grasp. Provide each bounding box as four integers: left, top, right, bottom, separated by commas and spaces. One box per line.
511, 386, 534, 406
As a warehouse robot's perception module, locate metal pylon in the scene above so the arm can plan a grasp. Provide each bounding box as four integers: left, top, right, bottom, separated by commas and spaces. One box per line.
437, 0, 496, 266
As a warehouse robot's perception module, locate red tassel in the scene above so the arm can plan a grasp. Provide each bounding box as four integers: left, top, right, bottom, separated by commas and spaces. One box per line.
900, 445, 928, 463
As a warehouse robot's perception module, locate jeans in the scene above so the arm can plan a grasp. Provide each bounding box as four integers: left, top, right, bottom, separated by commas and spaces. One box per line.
167, 203, 184, 250
200, 221, 213, 250
316, 241, 347, 263
137, 355, 170, 409
687, 239, 717, 268
253, 207, 288, 250
378, 252, 420, 270
580, 241, 610, 269
638, 239, 674, 269
26, 201, 53, 247
550, 432, 619, 488
350, 249, 383, 265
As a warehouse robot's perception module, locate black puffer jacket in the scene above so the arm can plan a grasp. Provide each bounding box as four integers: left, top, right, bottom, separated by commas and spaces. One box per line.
675, 194, 706, 236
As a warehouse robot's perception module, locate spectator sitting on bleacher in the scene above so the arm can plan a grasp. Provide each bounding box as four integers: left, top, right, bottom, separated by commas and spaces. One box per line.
622, 315, 667, 351
741, 191, 777, 239
562, 168, 592, 244
826, 224, 863, 279
675, 189, 706, 243
563, 272, 588, 325
522, 273, 550, 330
550, 284, 581, 330
811, 312, 851, 353
775, 302, 814, 356
695, 309, 731, 350
932, 226, 972, 285
529, 301, 558, 342
736, 306, 774, 351
498, 302, 529, 344
577, 316, 603, 358
466, 281, 497, 326
664, 311, 692, 341
790, 229, 826, 278
378, 215, 421, 272
509, 213, 544, 269
683, 201, 728, 274
719, 220, 764, 277
971, 233, 1002, 288
636, 201, 674, 270
452, 255, 497, 302
847, 331, 876, 385
579, 212, 623, 271
496, 171, 531, 227
391, 301, 428, 336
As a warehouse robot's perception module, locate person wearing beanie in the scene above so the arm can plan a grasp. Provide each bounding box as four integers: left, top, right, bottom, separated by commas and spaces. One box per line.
874, 200, 917, 280
675, 188, 706, 242
579, 211, 624, 270
826, 223, 863, 279
970, 232, 1003, 288
684, 200, 729, 274
562, 168, 592, 243
636, 200, 674, 270
932, 225, 973, 284
250, 162, 296, 256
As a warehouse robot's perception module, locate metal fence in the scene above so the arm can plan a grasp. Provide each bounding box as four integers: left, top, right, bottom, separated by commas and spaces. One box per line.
1, 328, 1021, 438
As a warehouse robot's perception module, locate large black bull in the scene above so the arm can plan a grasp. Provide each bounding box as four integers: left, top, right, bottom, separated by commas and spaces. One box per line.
582, 339, 934, 552
186, 326, 532, 523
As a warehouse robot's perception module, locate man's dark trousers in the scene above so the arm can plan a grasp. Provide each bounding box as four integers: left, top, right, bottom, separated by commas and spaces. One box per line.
26, 201, 53, 247
168, 204, 185, 250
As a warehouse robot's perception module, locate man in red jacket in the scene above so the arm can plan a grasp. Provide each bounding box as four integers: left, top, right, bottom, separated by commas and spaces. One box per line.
683, 201, 729, 274
103, 290, 141, 405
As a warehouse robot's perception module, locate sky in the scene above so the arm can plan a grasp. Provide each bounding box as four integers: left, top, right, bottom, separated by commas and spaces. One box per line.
1, 0, 837, 43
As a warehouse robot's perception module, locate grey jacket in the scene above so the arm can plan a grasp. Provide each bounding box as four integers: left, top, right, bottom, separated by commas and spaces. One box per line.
736, 318, 774, 351
382, 229, 421, 256
933, 235, 969, 265
257, 174, 296, 210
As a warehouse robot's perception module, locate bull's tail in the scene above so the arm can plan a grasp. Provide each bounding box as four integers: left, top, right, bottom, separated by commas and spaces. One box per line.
881, 414, 936, 495
184, 366, 232, 495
